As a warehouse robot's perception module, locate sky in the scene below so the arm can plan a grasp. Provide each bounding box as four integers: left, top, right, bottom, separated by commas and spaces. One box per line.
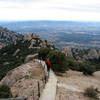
0, 0, 100, 21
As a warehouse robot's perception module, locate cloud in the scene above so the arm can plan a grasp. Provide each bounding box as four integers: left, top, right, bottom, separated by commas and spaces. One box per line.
0, 0, 38, 2
52, 6, 100, 13
0, 0, 100, 21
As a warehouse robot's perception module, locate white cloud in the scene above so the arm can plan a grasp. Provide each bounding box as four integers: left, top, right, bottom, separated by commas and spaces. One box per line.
0, 0, 100, 21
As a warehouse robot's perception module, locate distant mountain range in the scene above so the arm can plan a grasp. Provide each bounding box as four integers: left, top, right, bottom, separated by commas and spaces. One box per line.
0, 21, 100, 49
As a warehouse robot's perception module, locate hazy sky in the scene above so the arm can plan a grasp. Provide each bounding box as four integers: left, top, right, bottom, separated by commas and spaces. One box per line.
0, 0, 100, 21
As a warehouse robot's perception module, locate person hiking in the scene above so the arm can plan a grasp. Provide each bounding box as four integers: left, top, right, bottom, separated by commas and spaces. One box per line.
45, 58, 51, 76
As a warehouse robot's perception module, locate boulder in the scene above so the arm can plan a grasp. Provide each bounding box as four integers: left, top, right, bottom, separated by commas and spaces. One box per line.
24, 54, 38, 63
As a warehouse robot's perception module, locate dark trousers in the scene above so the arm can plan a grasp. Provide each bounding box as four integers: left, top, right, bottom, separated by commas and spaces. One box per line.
47, 65, 50, 72
47, 65, 50, 77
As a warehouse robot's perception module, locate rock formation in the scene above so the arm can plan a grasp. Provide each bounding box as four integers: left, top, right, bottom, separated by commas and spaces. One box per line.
0, 27, 23, 49
24, 33, 56, 50
63, 47, 100, 62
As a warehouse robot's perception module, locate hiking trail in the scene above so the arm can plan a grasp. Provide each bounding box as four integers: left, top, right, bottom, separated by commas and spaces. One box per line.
35, 59, 57, 100
39, 70, 57, 100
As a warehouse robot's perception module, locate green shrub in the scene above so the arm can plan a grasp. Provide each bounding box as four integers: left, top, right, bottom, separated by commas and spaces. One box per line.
38, 47, 51, 60
95, 64, 100, 71
66, 57, 79, 71
0, 40, 36, 80
79, 63, 96, 75
0, 85, 12, 98
84, 86, 100, 100
47, 50, 68, 72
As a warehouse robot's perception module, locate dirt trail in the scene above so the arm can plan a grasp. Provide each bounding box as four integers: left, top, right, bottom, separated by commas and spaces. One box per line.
57, 82, 83, 92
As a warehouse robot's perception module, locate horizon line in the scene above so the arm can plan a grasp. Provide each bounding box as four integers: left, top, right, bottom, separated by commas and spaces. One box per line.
0, 20, 100, 23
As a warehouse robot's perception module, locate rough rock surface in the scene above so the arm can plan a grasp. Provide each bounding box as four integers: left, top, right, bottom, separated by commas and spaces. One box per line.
0, 26, 56, 50
13, 49, 20, 56
24, 33, 40, 41
24, 33, 56, 50
0, 27, 23, 48
62, 47, 73, 57
0, 60, 45, 100
56, 70, 100, 100
24, 54, 38, 63
63, 47, 100, 61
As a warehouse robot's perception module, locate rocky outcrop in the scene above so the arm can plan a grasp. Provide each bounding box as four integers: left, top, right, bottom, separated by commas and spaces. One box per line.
0, 27, 23, 49
0, 61, 43, 87
13, 49, 20, 56
0, 31, 56, 81
0, 26, 55, 50
24, 33, 40, 40
63, 47, 100, 62
24, 54, 38, 63
62, 47, 73, 57
0, 61, 45, 100
87, 49, 100, 59
24, 33, 56, 50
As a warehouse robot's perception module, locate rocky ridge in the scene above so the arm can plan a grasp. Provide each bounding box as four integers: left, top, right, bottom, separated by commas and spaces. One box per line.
0, 30, 56, 81
0, 27, 23, 48
63, 47, 100, 62
24, 33, 56, 50
0, 60, 45, 100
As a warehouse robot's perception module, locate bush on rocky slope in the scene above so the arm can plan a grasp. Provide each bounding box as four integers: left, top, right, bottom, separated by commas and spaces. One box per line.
38, 47, 51, 60
38, 47, 96, 75
84, 86, 100, 100
0, 40, 36, 80
78, 63, 96, 75
48, 50, 69, 72
0, 85, 12, 98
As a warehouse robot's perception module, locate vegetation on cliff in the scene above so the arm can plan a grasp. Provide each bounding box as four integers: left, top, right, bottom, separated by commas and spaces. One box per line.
84, 86, 100, 100
0, 85, 12, 98
0, 40, 36, 80
0, 33, 56, 81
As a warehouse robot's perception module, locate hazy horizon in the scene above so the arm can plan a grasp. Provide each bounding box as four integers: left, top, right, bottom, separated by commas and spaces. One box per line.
1, 18, 100, 23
